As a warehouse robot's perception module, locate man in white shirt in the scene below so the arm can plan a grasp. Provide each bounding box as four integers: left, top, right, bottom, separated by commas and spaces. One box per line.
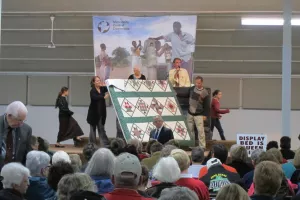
149, 116, 174, 144
188, 147, 205, 178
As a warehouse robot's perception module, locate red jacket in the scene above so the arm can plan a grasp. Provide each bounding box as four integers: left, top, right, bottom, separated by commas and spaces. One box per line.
176, 177, 209, 200
210, 98, 229, 118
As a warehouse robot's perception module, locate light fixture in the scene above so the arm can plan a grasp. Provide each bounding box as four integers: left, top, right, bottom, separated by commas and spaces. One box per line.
241, 17, 300, 26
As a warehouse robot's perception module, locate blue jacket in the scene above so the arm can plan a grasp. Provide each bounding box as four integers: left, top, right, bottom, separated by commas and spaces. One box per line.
91, 176, 114, 194
25, 177, 57, 200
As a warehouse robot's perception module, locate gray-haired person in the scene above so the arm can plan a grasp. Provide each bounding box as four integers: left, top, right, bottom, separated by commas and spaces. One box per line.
188, 147, 205, 178
150, 116, 174, 145
158, 187, 198, 200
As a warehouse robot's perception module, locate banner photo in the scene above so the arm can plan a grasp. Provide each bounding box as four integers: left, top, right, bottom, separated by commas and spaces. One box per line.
93, 15, 197, 82
236, 133, 267, 156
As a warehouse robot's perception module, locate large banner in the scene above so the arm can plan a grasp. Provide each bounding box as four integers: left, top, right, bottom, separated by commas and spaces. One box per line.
93, 15, 197, 82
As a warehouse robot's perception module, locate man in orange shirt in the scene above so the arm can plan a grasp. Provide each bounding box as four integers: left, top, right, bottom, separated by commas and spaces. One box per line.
199, 144, 237, 178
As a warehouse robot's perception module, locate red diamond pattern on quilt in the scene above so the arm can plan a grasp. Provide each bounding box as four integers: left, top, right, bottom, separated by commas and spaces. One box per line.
150, 98, 164, 116
143, 80, 156, 91
131, 124, 144, 139
121, 98, 136, 117
136, 98, 149, 116
174, 122, 188, 139
128, 80, 142, 91
165, 98, 177, 115
156, 80, 168, 91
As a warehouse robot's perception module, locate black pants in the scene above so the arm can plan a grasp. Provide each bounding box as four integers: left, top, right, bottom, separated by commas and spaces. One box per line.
89, 117, 109, 147
211, 118, 226, 140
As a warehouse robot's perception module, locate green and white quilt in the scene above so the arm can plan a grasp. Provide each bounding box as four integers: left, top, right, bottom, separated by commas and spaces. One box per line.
106, 79, 193, 146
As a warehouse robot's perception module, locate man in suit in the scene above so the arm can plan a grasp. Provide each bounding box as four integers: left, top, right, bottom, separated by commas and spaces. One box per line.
0, 101, 32, 168
150, 116, 174, 144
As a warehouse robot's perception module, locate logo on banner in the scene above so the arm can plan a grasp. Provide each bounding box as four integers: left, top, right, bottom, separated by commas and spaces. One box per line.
98, 21, 110, 33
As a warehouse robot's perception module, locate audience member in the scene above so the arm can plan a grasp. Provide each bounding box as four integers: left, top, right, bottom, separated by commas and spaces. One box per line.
291, 148, 300, 185
228, 145, 254, 177
188, 147, 205, 178
52, 151, 71, 164
267, 141, 279, 150
31, 135, 38, 150
198, 144, 237, 178
160, 145, 178, 157
146, 139, 158, 155
138, 166, 151, 198
158, 187, 198, 200
164, 139, 180, 148
25, 150, 56, 200
57, 173, 97, 200
171, 149, 209, 200
250, 161, 284, 200
216, 183, 249, 200
69, 154, 82, 172
200, 158, 241, 193
103, 153, 153, 200
141, 142, 163, 171
146, 157, 180, 198
70, 190, 106, 200
0, 163, 30, 200
123, 144, 139, 159
37, 137, 54, 157
109, 138, 125, 156
280, 136, 295, 160
243, 149, 264, 189
82, 143, 98, 171
47, 161, 74, 191
128, 139, 148, 160
85, 148, 115, 194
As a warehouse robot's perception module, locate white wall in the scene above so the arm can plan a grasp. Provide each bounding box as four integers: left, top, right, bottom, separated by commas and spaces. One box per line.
0, 105, 299, 149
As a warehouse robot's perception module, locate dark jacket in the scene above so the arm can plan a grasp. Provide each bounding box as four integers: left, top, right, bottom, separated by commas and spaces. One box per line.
149, 126, 174, 145
90, 176, 114, 195
145, 182, 177, 198
0, 189, 24, 200
251, 195, 275, 200
228, 160, 254, 178
128, 74, 146, 80
56, 96, 73, 117
280, 149, 295, 160
25, 177, 57, 200
87, 86, 108, 126
243, 170, 254, 189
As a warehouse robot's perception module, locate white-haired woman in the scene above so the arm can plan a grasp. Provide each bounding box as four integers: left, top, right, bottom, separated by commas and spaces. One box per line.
0, 162, 30, 200
52, 151, 71, 165
145, 157, 181, 198
85, 148, 115, 194
25, 151, 56, 200
57, 173, 96, 200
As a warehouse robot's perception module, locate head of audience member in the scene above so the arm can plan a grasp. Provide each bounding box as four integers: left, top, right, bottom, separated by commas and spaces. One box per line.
31, 135, 38, 150
293, 148, 300, 169
57, 173, 97, 200
280, 136, 291, 150
266, 141, 279, 150
150, 142, 163, 156
170, 149, 190, 173
153, 115, 164, 129
161, 145, 178, 157
146, 139, 158, 155
164, 139, 180, 148
267, 148, 283, 164
138, 165, 149, 191
26, 150, 50, 177
109, 138, 126, 156
85, 148, 115, 177
256, 151, 280, 165
5, 101, 28, 128
48, 161, 74, 191
83, 143, 98, 162
216, 183, 249, 200
69, 154, 82, 172
133, 67, 141, 77
229, 144, 240, 156
195, 76, 204, 90
253, 161, 283, 197
90, 76, 101, 88
230, 145, 248, 163
173, 21, 182, 34
112, 153, 142, 189
250, 149, 265, 166
211, 144, 228, 164
153, 157, 181, 183
159, 187, 198, 200
123, 144, 139, 159
191, 147, 205, 165
37, 137, 50, 152
128, 139, 143, 154
173, 58, 181, 69
1, 163, 30, 194
52, 151, 71, 164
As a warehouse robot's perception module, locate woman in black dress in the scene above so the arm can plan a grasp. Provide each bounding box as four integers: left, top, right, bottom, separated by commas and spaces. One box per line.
87, 76, 110, 147
55, 87, 83, 147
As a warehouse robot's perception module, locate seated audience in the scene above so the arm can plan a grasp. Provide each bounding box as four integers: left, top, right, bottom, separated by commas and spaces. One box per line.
243, 149, 264, 189
25, 151, 56, 200
158, 187, 198, 200
69, 154, 82, 172
280, 136, 295, 160
85, 148, 115, 194
81, 143, 98, 172
198, 144, 237, 178
48, 161, 74, 191
57, 173, 97, 200
109, 138, 125, 156
138, 166, 151, 198
164, 139, 180, 148
128, 139, 149, 161
170, 149, 209, 200
250, 161, 284, 200
70, 190, 106, 200
123, 144, 139, 159
146, 139, 158, 155
200, 158, 241, 193
216, 183, 249, 200
188, 147, 205, 178
0, 163, 30, 200
146, 157, 180, 198
37, 137, 55, 157
52, 151, 71, 164
228, 145, 254, 177
267, 141, 279, 150
291, 148, 300, 185
141, 142, 163, 171
103, 153, 153, 200
160, 145, 178, 158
